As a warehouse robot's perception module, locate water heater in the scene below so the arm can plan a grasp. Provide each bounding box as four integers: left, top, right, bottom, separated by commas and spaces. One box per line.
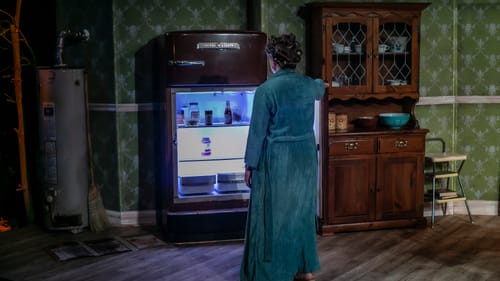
38, 67, 89, 232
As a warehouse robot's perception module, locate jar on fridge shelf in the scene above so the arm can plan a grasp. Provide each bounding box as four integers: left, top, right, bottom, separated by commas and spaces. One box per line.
232, 105, 241, 122
224, 100, 232, 125
188, 102, 200, 126
201, 137, 211, 156
205, 110, 213, 126
176, 109, 185, 124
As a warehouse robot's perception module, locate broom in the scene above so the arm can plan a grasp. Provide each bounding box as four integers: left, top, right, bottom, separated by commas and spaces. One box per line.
85, 84, 110, 232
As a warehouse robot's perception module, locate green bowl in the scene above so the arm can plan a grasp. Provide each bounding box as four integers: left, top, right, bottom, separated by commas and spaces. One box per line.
379, 113, 410, 129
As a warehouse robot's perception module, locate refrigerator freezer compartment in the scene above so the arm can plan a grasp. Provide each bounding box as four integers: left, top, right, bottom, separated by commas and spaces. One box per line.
162, 31, 267, 86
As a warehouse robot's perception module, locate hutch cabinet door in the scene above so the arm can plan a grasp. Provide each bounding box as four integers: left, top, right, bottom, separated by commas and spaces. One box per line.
326, 16, 373, 99
319, 6, 425, 100
327, 155, 376, 224
376, 153, 424, 220
372, 15, 421, 94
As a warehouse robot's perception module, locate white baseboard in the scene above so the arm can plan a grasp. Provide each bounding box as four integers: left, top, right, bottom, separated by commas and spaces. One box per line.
105, 200, 499, 226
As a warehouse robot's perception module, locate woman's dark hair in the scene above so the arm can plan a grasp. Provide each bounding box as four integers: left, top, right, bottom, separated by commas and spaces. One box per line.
265, 33, 303, 69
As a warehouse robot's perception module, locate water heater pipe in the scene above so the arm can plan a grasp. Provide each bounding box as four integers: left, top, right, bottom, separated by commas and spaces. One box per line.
55, 29, 90, 66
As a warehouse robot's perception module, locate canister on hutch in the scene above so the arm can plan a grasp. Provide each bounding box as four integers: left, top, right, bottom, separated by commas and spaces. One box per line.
336, 113, 348, 131
328, 112, 336, 132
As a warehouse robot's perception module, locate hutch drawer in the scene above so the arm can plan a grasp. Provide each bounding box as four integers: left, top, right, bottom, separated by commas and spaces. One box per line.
378, 135, 425, 153
329, 137, 376, 156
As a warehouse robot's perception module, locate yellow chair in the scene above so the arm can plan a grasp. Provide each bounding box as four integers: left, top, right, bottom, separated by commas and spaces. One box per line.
425, 138, 473, 227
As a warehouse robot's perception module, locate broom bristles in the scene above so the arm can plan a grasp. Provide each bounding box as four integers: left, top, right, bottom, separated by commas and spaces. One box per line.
88, 184, 110, 232
85, 82, 110, 233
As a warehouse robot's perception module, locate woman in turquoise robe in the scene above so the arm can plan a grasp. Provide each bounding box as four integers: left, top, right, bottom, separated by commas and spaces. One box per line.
240, 34, 325, 281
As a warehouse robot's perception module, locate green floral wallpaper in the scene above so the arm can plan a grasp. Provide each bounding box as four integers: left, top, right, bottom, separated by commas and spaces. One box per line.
56, 1, 120, 210
458, 105, 499, 200
456, 2, 499, 201
57, 0, 499, 215
419, 2, 454, 98
56, 1, 114, 103
113, 0, 248, 104
458, 2, 499, 97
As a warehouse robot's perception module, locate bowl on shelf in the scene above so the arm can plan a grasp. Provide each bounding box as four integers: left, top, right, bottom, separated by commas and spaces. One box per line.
352, 116, 378, 129
378, 113, 410, 129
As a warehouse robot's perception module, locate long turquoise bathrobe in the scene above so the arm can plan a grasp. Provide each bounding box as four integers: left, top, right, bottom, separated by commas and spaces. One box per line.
240, 69, 325, 281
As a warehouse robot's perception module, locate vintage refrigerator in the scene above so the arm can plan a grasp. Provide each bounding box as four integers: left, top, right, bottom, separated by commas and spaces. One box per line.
139, 31, 267, 242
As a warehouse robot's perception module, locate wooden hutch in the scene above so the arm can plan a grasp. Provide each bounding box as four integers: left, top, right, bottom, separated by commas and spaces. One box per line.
300, 2, 430, 235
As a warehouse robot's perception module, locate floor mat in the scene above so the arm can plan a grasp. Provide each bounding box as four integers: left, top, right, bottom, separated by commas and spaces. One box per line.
48, 237, 134, 261
122, 234, 167, 250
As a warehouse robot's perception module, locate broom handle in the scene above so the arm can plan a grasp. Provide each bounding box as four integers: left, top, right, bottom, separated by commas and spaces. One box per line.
83, 72, 96, 187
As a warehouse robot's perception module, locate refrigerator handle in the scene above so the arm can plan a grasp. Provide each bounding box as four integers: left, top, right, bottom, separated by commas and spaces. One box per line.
168, 60, 205, 67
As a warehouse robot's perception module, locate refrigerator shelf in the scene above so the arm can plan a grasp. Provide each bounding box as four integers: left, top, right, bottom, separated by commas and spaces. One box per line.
177, 122, 250, 128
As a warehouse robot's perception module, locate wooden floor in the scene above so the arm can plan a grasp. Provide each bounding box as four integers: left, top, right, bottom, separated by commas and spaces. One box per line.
1, 215, 500, 281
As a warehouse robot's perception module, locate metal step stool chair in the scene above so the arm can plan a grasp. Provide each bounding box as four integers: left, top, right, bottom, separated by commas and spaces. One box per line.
425, 137, 473, 227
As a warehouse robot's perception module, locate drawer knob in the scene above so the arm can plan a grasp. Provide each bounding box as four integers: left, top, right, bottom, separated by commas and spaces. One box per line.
344, 142, 359, 151
394, 139, 408, 148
